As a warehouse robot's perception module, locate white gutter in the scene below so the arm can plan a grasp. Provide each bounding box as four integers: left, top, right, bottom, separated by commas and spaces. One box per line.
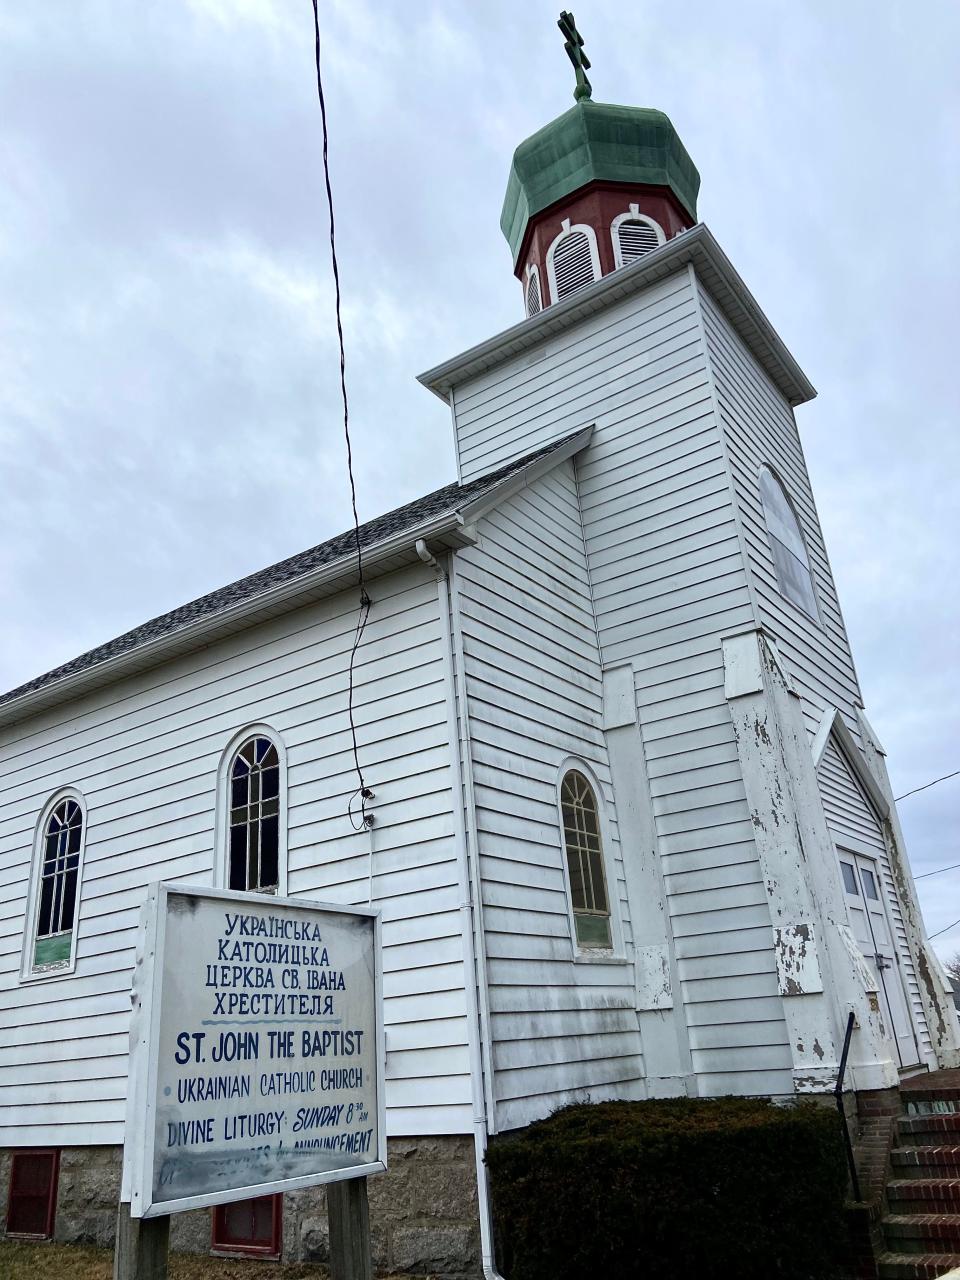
416, 539, 506, 1280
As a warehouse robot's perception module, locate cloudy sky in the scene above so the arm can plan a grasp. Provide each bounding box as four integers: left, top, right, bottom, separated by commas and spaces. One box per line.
1, 2, 958, 949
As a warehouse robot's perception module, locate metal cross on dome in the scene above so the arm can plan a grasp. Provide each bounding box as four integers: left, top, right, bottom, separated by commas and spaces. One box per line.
558, 11, 592, 101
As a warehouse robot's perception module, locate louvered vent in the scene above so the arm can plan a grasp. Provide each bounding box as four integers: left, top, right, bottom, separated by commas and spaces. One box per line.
525, 270, 541, 317
617, 219, 661, 264
552, 231, 596, 300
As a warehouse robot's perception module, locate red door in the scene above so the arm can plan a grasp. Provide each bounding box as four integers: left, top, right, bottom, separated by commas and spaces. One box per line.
211, 1194, 282, 1258
6, 1150, 59, 1238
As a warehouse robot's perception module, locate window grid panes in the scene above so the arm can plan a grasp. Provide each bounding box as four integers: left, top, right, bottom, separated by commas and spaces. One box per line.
560, 770, 612, 949
840, 861, 859, 896
861, 867, 880, 901
229, 738, 280, 893
36, 800, 82, 958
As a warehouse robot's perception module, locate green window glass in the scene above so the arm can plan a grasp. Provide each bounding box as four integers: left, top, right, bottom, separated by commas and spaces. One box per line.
34, 798, 83, 970
560, 771, 612, 949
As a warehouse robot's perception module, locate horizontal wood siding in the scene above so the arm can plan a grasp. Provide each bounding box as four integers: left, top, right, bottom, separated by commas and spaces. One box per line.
700, 282, 931, 1062
452, 271, 792, 1101
819, 739, 931, 1055
697, 284, 863, 741
455, 462, 643, 1131
0, 564, 472, 1146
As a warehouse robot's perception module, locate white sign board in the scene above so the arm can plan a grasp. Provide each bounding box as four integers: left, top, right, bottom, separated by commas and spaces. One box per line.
124, 883, 385, 1218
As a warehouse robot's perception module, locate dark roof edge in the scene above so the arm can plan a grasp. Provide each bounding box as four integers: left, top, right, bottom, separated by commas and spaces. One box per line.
0, 429, 590, 730
418, 223, 816, 408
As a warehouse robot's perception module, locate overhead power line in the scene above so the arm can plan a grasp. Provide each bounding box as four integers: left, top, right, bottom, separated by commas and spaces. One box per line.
895, 768, 960, 803
310, 0, 373, 832
928, 916, 960, 942
915, 860, 960, 882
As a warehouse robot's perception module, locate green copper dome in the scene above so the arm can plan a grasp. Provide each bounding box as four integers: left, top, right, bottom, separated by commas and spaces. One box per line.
500, 99, 700, 266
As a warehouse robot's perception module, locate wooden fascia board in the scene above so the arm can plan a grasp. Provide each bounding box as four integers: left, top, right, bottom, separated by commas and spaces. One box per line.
418, 223, 816, 408
812, 706, 890, 821
0, 512, 475, 730
455, 426, 595, 524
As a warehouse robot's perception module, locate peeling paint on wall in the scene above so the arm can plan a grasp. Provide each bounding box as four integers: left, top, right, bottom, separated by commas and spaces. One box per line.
774, 923, 824, 996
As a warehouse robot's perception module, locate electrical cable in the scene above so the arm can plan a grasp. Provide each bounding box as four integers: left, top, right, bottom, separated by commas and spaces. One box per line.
895, 768, 960, 804
310, 0, 373, 832
915, 859, 960, 882
928, 916, 960, 941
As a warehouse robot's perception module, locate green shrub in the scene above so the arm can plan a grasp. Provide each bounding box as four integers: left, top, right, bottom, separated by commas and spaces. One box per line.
486, 1097, 847, 1280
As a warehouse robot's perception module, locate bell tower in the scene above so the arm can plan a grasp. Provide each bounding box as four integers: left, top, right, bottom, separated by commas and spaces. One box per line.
501, 12, 700, 317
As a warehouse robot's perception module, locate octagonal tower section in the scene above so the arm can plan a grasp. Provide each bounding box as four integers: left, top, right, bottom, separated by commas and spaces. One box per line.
501, 99, 701, 317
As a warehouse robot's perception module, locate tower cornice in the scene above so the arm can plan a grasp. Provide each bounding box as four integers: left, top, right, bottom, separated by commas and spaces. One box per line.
418, 223, 816, 408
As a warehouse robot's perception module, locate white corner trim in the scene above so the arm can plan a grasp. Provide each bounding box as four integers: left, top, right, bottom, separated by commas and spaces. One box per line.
721, 629, 764, 699
855, 705, 888, 757
811, 706, 836, 768
601, 663, 637, 730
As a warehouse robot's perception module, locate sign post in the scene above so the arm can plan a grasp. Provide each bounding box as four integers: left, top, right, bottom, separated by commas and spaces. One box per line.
116, 883, 385, 1278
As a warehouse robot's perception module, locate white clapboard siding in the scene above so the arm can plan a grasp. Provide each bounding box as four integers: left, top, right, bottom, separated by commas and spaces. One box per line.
697, 285, 863, 739
450, 268, 794, 1099
455, 462, 643, 1132
0, 563, 473, 1146
818, 739, 931, 1055
697, 281, 931, 1060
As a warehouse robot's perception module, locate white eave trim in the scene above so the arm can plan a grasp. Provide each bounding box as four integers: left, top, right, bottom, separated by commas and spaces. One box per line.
812, 706, 890, 820
0, 510, 475, 730
457, 425, 594, 523
418, 223, 816, 408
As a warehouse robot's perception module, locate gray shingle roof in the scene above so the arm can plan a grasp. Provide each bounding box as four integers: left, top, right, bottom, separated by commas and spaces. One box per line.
0, 432, 580, 710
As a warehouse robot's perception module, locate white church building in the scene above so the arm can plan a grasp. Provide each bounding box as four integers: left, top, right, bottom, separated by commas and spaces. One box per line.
3, 62, 957, 1278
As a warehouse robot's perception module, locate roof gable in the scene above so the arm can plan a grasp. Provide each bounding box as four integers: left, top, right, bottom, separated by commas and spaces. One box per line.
0, 428, 591, 727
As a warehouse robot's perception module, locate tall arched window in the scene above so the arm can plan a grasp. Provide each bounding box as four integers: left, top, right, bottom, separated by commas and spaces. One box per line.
525, 265, 542, 317
560, 770, 612, 949
546, 219, 601, 304
611, 205, 665, 268
758, 466, 819, 619
24, 792, 87, 977
228, 736, 281, 893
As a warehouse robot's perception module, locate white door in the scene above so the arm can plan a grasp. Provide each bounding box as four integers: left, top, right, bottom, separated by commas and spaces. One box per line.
839, 852, 920, 1068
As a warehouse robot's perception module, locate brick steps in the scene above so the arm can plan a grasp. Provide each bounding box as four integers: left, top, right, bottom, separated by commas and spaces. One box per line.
885, 1216, 960, 1254
888, 1182, 960, 1214
892, 1148, 960, 1179
877, 1254, 960, 1279
901, 1116, 960, 1140
883, 1094, 960, 1266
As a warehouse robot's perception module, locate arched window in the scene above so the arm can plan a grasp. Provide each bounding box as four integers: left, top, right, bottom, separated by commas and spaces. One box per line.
24, 792, 87, 976
525, 265, 542, 317
611, 205, 665, 268
228, 736, 281, 893
758, 466, 819, 618
560, 770, 612, 949
546, 219, 601, 304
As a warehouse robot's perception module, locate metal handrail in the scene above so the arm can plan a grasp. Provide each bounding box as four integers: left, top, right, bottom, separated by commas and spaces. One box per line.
834, 1010, 862, 1201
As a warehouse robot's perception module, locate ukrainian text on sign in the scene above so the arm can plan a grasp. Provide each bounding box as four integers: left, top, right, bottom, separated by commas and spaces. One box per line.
126, 883, 384, 1217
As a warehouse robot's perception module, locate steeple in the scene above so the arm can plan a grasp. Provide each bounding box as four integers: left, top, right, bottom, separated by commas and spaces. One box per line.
501, 13, 700, 317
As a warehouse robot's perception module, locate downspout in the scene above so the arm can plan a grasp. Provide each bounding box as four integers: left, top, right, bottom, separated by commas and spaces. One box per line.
416, 540, 506, 1280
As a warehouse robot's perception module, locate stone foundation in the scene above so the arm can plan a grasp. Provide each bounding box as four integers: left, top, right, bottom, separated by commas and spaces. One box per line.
1, 1135, 481, 1278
